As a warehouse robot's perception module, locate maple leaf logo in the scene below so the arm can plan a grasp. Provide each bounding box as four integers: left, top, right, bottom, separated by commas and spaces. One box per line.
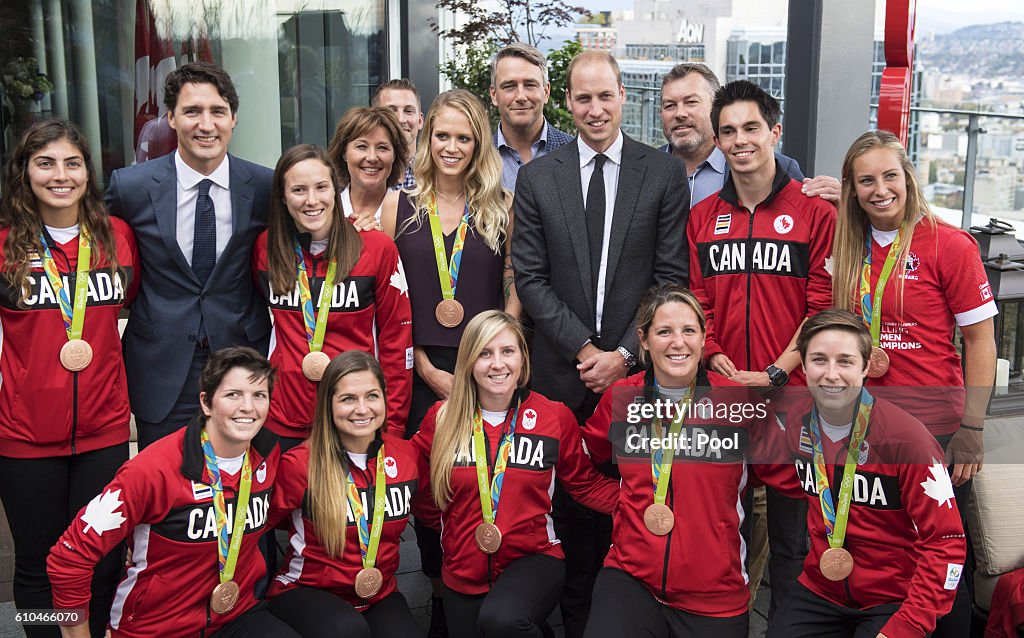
390, 260, 408, 297
921, 460, 955, 508
82, 489, 127, 536
824, 255, 834, 276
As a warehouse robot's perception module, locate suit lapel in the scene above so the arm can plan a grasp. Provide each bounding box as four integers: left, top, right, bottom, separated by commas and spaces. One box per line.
150, 155, 199, 283
554, 142, 594, 309
605, 136, 646, 292
211, 155, 255, 284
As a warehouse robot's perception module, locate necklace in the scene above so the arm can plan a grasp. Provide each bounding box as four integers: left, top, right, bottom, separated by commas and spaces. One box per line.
434, 189, 465, 204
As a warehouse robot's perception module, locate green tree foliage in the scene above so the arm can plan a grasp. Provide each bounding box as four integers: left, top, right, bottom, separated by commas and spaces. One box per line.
434, 1, 586, 135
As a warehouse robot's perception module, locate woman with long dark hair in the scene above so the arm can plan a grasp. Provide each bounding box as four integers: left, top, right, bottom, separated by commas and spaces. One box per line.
0, 118, 138, 638
251, 144, 412, 451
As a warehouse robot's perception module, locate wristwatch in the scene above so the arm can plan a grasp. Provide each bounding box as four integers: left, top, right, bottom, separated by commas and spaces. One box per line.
765, 364, 789, 387
616, 346, 637, 369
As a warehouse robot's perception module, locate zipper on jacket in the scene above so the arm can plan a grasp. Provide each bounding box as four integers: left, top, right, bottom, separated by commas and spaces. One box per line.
659, 481, 673, 598
71, 373, 79, 454
744, 210, 755, 369
54, 241, 81, 454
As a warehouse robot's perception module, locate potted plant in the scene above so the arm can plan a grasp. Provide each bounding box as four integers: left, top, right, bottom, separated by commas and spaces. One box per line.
3, 56, 55, 118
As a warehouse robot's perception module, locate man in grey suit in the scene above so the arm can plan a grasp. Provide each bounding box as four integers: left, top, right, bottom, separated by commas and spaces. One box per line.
106, 62, 272, 448
512, 50, 689, 638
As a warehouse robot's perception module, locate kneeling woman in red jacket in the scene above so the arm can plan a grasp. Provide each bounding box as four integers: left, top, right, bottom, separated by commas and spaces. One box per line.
266, 350, 421, 636
48, 347, 299, 638
412, 310, 618, 638
581, 284, 765, 638
756, 310, 966, 638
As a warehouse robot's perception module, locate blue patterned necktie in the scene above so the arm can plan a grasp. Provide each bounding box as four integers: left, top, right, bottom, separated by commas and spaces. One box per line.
193, 179, 217, 284
193, 179, 216, 343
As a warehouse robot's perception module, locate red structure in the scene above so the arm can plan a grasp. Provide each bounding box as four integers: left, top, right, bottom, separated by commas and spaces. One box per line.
878, 0, 917, 147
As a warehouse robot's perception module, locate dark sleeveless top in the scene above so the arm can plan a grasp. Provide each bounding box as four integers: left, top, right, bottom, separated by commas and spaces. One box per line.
394, 191, 504, 347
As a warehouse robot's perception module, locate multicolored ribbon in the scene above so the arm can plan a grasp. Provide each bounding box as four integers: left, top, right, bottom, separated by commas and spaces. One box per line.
472, 396, 522, 525
859, 229, 902, 347
345, 445, 388, 570
427, 193, 470, 301
650, 381, 696, 507
38, 227, 91, 341
199, 428, 252, 583
806, 390, 874, 550
293, 236, 338, 353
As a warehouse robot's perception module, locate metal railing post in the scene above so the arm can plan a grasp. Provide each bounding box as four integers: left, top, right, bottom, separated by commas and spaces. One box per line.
962, 113, 984, 230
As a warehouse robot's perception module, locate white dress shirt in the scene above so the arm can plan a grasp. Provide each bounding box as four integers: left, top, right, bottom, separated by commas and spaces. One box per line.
578, 132, 623, 334
174, 151, 233, 265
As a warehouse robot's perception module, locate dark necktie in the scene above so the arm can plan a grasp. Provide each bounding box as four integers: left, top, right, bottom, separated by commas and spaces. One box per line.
192, 179, 216, 345
192, 179, 216, 285
585, 154, 607, 301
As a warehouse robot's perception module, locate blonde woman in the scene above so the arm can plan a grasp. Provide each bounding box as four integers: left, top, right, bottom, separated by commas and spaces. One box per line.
266, 351, 422, 637
410, 311, 617, 638
831, 130, 996, 636
380, 89, 520, 623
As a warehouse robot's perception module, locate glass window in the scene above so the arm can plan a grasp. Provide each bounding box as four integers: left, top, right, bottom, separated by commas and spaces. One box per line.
0, 0, 387, 185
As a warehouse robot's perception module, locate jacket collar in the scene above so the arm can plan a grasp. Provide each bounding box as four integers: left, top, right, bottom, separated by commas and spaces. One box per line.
181, 411, 279, 482
642, 363, 710, 403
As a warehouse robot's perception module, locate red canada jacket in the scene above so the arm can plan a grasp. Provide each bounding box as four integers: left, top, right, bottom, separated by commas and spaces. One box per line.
252, 230, 412, 438
688, 167, 835, 383
582, 369, 773, 617
0, 220, 139, 458
47, 416, 280, 637
267, 435, 422, 610
754, 397, 966, 638
411, 390, 619, 595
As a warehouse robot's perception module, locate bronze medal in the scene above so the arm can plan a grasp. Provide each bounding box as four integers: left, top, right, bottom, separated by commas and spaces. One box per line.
643, 503, 675, 536
354, 567, 383, 599
301, 351, 331, 382
819, 547, 855, 581
866, 346, 890, 378
59, 339, 93, 372
210, 579, 240, 614
474, 522, 502, 554
435, 299, 464, 328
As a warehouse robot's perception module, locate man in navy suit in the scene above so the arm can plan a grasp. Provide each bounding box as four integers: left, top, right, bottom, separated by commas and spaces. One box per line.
106, 61, 272, 448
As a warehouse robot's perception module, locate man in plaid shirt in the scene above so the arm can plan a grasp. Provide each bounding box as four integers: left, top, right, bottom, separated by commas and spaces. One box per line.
374, 78, 423, 190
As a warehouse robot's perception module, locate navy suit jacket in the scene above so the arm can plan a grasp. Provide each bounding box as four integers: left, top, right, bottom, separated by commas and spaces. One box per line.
106, 153, 273, 423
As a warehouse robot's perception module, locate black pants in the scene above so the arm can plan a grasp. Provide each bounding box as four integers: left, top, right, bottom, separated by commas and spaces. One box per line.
443, 553, 565, 638
135, 345, 208, 449
0, 443, 129, 638
932, 432, 974, 638
215, 601, 301, 637
767, 582, 901, 638
765, 485, 809, 623
267, 587, 419, 638
584, 567, 749, 638
553, 390, 605, 638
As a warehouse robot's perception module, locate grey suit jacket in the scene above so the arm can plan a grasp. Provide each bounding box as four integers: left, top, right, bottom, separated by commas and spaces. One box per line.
106, 153, 273, 423
512, 135, 690, 411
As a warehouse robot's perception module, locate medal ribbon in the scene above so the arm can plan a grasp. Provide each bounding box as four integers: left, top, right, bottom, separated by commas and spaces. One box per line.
806, 390, 874, 550
38, 227, 91, 341
472, 396, 522, 525
427, 193, 470, 300
292, 236, 338, 353
650, 380, 696, 506
199, 428, 252, 583
344, 445, 388, 570
859, 229, 902, 346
